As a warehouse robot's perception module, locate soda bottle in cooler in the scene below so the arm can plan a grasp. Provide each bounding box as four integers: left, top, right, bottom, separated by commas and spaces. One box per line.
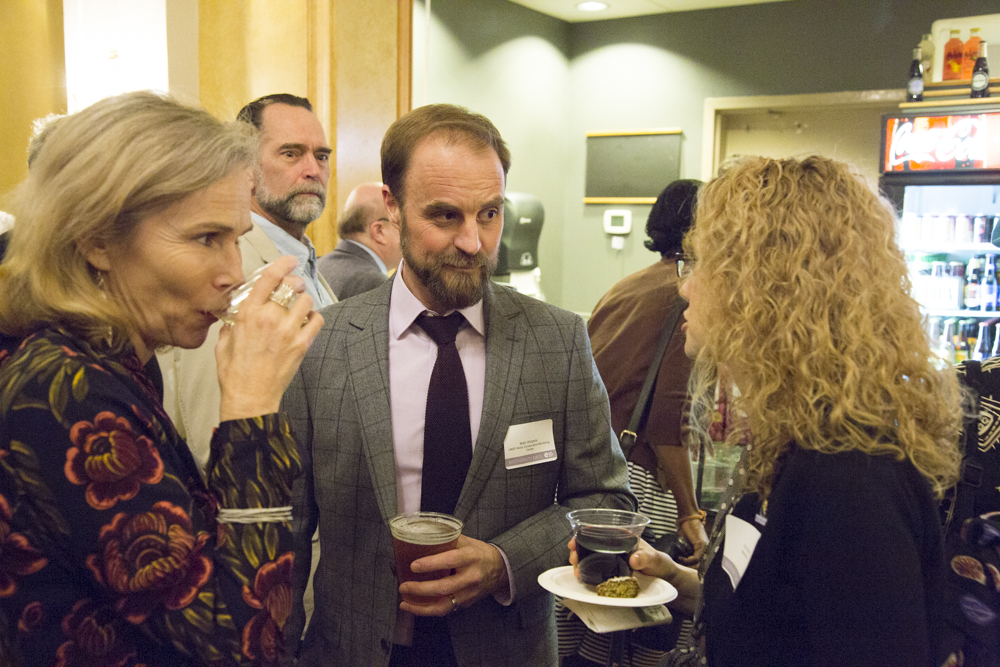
981, 254, 998, 311
943, 319, 958, 364
973, 322, 991, 360
949, 261, 966, 309
944, 29, 965, 80
965, 256, 981, 310
967, 319, 981, 349
955, 321, 971, 362
993, 322, 1000, 357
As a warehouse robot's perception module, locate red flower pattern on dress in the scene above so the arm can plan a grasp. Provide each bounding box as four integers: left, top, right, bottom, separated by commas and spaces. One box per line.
65, 411, 164, 510
241, 552, 295, 664
56, 599, 136, 667
0, 492, 48, 596
18, 601, 43, 632
86, 501, 212, 624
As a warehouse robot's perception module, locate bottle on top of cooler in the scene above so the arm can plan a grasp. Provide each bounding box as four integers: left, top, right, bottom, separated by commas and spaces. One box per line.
971, 41, 990, 99
944, 29, 965, 80
963, 28, 983, 80
907, 48, 924, 102
919, 33, 935, 85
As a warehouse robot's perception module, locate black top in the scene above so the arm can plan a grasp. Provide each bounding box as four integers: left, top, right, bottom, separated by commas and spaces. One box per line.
702, 446, 945, 667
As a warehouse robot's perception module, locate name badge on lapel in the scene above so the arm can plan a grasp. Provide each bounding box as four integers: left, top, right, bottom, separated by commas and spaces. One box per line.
722, 514, 761, 591
504, 419, 557, 469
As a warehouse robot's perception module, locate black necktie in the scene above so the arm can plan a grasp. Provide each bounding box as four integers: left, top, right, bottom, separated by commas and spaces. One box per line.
416, 312, 472, 515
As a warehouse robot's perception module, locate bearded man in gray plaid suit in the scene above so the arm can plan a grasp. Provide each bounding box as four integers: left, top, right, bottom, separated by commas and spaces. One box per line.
283, 104, 634, 667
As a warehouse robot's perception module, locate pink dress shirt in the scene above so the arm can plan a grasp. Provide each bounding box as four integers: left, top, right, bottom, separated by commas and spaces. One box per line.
388, 272, 486, 515
387, 268, 513, 645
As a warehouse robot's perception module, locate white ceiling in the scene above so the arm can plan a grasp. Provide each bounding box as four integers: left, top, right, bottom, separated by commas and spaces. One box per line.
507, 0, 794, 23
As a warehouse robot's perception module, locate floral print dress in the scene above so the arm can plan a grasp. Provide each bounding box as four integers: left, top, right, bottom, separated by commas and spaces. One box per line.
0, 328, 301, 666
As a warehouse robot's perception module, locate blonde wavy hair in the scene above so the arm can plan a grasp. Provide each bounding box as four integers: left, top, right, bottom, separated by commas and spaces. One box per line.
0, 91, 252, 352
684, 155, 962, 499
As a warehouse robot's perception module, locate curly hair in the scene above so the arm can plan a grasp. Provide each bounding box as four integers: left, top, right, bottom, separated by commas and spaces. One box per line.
684, 155, 962, 500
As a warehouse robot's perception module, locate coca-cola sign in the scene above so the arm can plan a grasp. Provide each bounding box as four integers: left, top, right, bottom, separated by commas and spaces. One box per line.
883, 111, 1000, 172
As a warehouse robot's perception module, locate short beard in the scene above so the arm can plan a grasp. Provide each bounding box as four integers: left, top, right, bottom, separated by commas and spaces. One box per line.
255, 178, 326, 227
400, 212, 498, 312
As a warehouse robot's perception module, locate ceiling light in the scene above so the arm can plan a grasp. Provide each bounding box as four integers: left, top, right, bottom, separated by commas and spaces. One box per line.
576, 1, 608, 11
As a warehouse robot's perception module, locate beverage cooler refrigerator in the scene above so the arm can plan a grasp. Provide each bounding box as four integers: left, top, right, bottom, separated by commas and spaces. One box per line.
879, 107, 1000, 364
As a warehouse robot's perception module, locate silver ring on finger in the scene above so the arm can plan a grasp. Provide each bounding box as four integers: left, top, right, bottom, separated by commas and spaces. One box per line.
268, 282, 297, 310
449, 595, 458, 614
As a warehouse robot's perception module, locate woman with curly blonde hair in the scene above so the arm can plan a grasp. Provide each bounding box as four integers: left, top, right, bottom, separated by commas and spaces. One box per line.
573, 155, 963, 666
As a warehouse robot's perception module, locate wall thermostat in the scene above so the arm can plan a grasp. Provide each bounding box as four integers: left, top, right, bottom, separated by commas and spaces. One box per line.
603, 209, 632, 235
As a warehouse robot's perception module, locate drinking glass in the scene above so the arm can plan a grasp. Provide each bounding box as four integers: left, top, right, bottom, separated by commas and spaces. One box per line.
216, 263, 300, 326
389, 511, 463, 605
568, 508, 650, 586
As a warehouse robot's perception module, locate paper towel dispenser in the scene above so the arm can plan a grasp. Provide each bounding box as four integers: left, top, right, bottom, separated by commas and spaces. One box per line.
496, 192, 543, 275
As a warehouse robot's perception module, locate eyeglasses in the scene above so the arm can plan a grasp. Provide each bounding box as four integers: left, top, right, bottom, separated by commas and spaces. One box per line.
675, 252, 694, 279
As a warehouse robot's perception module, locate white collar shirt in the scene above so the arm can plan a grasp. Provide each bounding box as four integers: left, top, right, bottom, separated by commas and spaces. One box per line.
251, 212, 335, 309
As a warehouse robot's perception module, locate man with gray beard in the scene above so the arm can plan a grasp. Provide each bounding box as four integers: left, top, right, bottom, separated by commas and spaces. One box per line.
158, 94, 337, 473
283, 103, 632, 667
236, 94, 336, 310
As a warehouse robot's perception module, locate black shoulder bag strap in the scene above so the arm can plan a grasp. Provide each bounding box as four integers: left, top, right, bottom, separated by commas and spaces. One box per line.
947, 359, 986, 532
619, 300, 685, 455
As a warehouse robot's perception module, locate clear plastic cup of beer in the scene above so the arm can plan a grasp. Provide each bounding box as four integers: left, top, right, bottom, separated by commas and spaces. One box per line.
389, 512, 463, 605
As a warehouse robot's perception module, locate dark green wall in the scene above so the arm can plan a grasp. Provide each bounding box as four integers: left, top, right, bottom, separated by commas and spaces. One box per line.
417, 0, 998, 312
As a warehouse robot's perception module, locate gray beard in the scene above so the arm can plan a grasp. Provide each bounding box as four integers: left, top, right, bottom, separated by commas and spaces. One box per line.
256, 185, 326, 226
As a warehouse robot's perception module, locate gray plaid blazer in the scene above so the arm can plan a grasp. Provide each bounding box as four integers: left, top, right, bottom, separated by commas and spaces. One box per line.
283, 277, 634, 667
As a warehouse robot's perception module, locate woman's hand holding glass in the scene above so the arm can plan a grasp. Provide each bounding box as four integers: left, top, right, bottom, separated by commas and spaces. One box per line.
567, 536, 701, 615
215, 255, 323, 421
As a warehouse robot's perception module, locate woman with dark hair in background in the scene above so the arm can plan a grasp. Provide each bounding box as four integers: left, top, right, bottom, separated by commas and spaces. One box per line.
574, 155, 963, 666
561, 179, 707, 666
0, 92, 322, 665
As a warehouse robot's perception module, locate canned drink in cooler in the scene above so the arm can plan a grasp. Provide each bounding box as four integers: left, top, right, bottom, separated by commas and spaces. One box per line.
955, 215, 974, 244
921, 214, 938, 245
974, 215, 990, 243
900, 212, 921, 246
942, 215, 956, 243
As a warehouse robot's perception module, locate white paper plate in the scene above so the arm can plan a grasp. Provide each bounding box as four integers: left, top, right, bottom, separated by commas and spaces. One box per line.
538, 566, 677, 608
